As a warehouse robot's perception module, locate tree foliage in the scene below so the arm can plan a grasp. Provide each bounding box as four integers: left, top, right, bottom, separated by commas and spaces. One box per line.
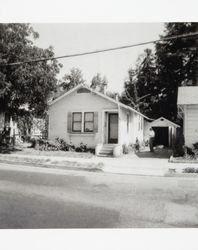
155, 22, 198, 121
121, 49, 157, 114
60, 67, 85, 91
90, 73, 108, 93
0, 23, 61, 117
121, 22, 198, 121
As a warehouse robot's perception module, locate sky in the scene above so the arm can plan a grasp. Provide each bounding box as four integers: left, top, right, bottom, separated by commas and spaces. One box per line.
32, 23, 165, 93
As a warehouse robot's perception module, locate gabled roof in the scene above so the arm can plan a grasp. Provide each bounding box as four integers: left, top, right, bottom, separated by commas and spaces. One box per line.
48, 83, 153, 121
177, 86, 198, 105
150, 116, 180, 128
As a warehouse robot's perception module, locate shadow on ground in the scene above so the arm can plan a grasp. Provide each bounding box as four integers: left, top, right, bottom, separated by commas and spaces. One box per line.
136, 148, 172, 159
0, 145, 22, 154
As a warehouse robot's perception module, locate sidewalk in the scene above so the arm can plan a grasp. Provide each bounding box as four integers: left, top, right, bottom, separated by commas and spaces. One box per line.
0, 150, 193, 176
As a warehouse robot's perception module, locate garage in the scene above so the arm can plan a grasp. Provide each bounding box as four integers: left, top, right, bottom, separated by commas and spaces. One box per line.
147, 117, 180, 148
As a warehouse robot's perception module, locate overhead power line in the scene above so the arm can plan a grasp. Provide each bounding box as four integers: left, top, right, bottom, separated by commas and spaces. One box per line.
1, 32, 198, 67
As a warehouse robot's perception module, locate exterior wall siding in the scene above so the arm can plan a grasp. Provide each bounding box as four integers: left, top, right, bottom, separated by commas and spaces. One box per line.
119, 107, 144, 146
185, 104, 198, 146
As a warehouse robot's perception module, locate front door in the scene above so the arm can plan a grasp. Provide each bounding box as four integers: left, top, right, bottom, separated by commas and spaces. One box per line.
108, 113, 118, 143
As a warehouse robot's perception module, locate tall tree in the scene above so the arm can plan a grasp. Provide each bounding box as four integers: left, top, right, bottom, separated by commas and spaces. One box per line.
121, 23, 198, 121
0, 23, 62, 118
90, 73, 108, 93
60, 67, 85, 91
121, 49, 157, 114
155, 22, 198, 121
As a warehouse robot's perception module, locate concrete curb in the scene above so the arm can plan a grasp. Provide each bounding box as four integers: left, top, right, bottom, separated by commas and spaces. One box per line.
0, 158, 103, 173
1, 152, 198, 177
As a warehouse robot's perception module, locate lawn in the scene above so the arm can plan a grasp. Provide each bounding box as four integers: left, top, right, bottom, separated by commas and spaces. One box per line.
13, 147, 95, 159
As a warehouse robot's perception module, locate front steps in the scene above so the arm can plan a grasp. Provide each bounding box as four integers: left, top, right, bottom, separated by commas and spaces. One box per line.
98, 144, 116, 157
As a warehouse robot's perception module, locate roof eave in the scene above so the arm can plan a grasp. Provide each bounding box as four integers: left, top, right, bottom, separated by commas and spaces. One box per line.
48, 83, 153, 121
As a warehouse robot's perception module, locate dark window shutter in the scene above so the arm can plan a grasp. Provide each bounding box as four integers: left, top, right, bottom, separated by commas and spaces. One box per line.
94, 112, 98, 133
67, 112, 72, 133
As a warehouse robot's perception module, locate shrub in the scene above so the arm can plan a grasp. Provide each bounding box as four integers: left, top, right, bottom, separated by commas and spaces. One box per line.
172, 129, 185, 157
183, 167, 198, 173
76, 142, 87, 152
185, 146, 196, 159
55, 137, 75, 151
29, 138, 37, 148
135, 138, 140, 152
193, 142, 198, 150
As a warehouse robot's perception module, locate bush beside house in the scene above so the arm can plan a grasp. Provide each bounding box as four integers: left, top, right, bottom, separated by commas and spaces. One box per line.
172, 129, 185, 157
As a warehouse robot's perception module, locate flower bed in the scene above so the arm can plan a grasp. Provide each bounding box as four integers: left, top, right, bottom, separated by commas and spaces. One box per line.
169, 155, 198, 164
15, 147, 94, 159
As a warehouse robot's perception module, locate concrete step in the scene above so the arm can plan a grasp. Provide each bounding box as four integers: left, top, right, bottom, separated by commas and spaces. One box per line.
97, 144, 116, 157
102, 146, 114, 149
100, 148, 113, 152
99, 152, 113, 156
98, 153, 113, 157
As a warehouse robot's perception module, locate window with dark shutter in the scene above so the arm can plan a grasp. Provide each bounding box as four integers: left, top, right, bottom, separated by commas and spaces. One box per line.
72, 112, 82, 132
67, 112, 72, 133
84, 112, 94, 132
93, 112, 98, 132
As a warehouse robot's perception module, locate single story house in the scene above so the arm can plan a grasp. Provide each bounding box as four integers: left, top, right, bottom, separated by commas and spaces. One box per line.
144, 116, 180, 147
48, 84, 152, 156
177, 86, 198, 147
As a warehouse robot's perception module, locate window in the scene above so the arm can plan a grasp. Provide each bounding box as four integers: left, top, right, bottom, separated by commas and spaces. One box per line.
72, 112, 82, 132
71, 112, 94, 133
84, 112, 94, 132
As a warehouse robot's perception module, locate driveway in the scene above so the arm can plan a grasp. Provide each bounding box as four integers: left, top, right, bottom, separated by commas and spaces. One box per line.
0, 162, 198, 228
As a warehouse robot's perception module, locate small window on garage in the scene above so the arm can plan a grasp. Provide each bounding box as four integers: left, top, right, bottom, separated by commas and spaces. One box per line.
84, 112, 94, 132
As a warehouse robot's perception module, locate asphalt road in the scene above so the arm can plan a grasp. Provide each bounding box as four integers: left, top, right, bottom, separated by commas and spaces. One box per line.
0, 162, 198, 228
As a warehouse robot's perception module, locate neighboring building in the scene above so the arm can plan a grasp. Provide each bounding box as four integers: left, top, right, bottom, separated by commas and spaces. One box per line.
31, 118, 47, 139
177, 86, 198, 147
144, 117, 180, 147
48, 84, 152, 156
0, 111, 47, 142
0, 112, 20, 139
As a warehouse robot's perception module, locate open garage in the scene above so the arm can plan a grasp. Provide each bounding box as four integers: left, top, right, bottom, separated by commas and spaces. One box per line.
147, 117, 180, 148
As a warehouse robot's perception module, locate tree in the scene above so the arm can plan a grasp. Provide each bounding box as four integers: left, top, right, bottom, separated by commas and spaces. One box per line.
121, 23, 198, 121
121, 49, 157, 114
0, 23, 62, 118
60, 67, 85, 91
90, 73, 108, 93
155, 22, 198, 121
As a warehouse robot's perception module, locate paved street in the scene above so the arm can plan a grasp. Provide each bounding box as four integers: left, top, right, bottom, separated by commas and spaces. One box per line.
0, 162, 198, 228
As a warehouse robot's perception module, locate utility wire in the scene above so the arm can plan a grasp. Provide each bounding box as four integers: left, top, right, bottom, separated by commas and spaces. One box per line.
1, 32, 198, 67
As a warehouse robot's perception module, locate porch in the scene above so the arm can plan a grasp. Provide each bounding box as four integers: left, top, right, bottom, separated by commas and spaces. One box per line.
96, 109, 121, 157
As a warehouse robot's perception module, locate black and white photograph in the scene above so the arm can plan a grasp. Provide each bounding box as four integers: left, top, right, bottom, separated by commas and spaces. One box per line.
1, 22, 198, 228
0, 0, 198, 248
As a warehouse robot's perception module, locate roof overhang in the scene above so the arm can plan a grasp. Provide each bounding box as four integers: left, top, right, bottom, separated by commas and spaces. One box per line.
149, 117, 180, 128
48, 83, 153, 121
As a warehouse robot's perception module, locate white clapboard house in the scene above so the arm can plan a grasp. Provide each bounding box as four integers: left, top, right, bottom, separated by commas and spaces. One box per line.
48, 84, 152, 156
177, 86, 198, 147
